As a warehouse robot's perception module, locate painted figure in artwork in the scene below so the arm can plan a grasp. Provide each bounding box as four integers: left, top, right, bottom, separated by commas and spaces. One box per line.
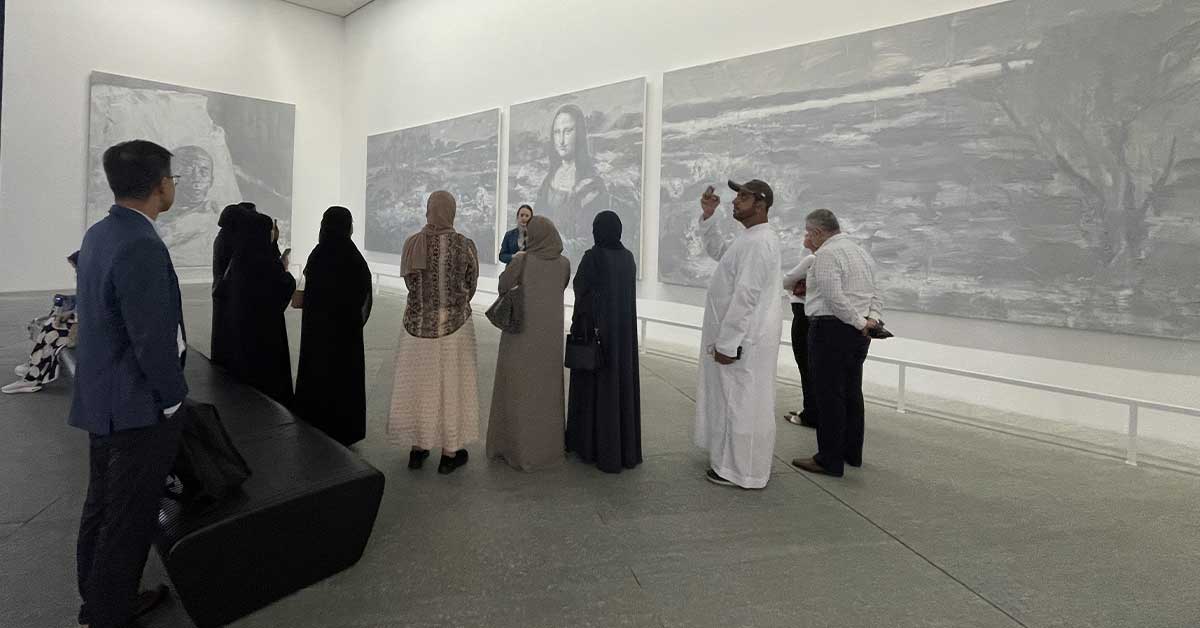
535, 104, 611, 243
158, 145, 225, 264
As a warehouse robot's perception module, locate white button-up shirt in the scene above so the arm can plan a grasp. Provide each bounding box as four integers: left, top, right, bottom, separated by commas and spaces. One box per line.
804, 233, 882, 330
782, 254, 815, 305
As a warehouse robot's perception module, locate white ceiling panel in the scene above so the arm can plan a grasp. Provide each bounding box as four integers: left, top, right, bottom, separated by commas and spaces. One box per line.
283, 0, 375, 17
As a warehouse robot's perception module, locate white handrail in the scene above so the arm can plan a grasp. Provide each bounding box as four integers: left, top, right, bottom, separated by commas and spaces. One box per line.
370, 266, 1200, 467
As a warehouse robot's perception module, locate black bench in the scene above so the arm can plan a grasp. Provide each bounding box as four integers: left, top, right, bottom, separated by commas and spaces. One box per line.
154, 351, 385, 628
60, 349, 386, 627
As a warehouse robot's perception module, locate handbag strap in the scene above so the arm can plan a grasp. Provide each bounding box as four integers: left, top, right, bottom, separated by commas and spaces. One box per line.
581, 249, 606, 338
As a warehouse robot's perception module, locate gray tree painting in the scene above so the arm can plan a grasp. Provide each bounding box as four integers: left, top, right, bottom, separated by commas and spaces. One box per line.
86, 72, 296, 275
659, 0, 1200, 340
507, 78, 645, 268
365, 109, 499, 262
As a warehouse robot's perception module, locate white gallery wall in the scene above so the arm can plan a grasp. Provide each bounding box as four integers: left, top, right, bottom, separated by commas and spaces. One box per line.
0, 0, 344, 293
1, 0, 1197, 449
342, 0, 1200, 448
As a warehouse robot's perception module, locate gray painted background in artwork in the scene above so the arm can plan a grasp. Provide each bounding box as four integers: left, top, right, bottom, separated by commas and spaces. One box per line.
507, 78, 645, 268
86, 72, 296, 277
659, 0, 1200, 341
365, 109, 499, 262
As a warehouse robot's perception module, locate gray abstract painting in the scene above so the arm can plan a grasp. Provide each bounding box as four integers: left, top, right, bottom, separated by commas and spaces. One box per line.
86, 72, 296, 274
508, 78, 645, 267
365, 109, 499, 262
659, 0, 1200, 340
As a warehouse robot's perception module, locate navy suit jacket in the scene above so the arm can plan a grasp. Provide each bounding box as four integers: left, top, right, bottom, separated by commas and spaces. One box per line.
499, 227, 521, 264
69, 205, 188, 436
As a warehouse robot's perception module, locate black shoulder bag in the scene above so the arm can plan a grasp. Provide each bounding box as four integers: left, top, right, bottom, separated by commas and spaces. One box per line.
564, 251, 605, 371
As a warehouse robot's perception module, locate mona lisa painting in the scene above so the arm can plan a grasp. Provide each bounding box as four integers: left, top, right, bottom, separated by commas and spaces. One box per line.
507, 77, 645, 266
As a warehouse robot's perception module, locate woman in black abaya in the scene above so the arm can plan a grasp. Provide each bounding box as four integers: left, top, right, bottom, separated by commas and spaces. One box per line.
294, 207, 373, 446
211, 203, 250, 366
566, 210, 642, 473
221, 212, 296, 406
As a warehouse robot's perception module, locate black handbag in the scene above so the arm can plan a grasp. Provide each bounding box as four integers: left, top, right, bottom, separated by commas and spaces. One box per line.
565, 322, 604, 371
564, 250, 607, 371
486, 257, 525, 333
168, 400, 252, 514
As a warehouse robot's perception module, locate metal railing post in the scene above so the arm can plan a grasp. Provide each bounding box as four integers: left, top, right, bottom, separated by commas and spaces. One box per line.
897, 364, 907, 414
1125, 404, 1139, 467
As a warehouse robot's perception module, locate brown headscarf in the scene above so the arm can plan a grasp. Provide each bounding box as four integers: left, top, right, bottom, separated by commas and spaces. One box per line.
522, 215, 563, 260
400, 191, 457, 276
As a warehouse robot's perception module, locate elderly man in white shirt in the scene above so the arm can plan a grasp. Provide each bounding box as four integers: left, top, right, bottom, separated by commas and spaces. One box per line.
782, 237, 816, 428
792, 209, 881, 478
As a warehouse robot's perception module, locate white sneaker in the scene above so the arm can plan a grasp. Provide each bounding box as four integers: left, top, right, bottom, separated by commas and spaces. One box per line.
14, 364, 29, 378
1, 380, 43, 394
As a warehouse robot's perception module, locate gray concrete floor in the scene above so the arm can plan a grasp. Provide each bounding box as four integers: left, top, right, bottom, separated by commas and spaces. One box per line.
1, 286, 1199, 628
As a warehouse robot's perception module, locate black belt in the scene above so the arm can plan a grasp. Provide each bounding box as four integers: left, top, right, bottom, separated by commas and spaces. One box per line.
809, 315, 840, 321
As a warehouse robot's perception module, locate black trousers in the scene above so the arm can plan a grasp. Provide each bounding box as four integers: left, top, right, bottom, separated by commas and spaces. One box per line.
808, 318, 870, 474
77, 415, 182, 628
789, 304, 816, 420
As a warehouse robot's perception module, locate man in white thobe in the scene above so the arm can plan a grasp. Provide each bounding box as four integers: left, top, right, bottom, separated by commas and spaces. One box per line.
693, 179, 783, 489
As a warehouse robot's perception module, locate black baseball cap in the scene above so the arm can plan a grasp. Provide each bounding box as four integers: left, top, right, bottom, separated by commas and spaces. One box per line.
728, 179, 773, 209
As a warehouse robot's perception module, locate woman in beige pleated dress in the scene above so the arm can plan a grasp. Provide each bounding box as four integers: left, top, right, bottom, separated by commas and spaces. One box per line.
487, 216, 571, 471
388, 191, 480, 474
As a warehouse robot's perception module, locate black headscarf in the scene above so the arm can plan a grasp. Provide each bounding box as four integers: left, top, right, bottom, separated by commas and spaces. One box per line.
592, 210, 624, 250
218, 204, 245, 229
234, 212, 275, 256
319, 206, 353, 244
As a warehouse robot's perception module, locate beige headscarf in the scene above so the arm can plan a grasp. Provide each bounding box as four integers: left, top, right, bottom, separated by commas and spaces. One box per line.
400, 191, 457, 276
507, 216, 563, 279
522, 215, 563, 260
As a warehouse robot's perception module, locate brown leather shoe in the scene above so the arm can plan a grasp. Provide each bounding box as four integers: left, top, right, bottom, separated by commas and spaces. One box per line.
792, 456, 843, 478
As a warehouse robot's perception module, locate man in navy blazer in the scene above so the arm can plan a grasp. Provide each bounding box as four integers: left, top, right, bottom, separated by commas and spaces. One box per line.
71, 140, 188, 628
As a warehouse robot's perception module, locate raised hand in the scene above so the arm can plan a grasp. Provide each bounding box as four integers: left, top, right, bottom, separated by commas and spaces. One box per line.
700, 185, 720, 220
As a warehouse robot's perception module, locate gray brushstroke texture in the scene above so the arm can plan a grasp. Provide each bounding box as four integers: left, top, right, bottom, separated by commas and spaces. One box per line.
365, 109, 499, 262
507, 78, 645, 268
85, 72, 295, 278
659, 0, 1200, 340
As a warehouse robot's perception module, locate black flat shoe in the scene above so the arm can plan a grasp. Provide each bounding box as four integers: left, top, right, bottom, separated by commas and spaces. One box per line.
438, 449, 469, 474
408, 449, 430, 469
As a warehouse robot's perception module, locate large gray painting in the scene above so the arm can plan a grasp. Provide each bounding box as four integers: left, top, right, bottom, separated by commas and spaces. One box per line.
508, 78, 645, 267
86, 72, 295, 273
659, 0, 1200, 340
365, 109, 499, 262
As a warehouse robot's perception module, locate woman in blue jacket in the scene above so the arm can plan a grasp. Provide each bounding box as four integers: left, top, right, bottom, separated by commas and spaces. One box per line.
499, 204, 534, 264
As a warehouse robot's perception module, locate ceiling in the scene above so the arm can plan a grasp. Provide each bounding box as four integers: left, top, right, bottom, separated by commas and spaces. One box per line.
283, 0, 375, 17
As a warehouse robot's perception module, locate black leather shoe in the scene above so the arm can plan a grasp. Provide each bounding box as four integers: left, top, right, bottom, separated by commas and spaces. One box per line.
82, 585, 170, 625
438, 449, 469, 474
408, 449, 430, 469
133, 584, 170, 618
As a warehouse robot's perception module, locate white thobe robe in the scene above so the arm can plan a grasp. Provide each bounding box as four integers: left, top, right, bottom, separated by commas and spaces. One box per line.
693, 217, 783, 489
